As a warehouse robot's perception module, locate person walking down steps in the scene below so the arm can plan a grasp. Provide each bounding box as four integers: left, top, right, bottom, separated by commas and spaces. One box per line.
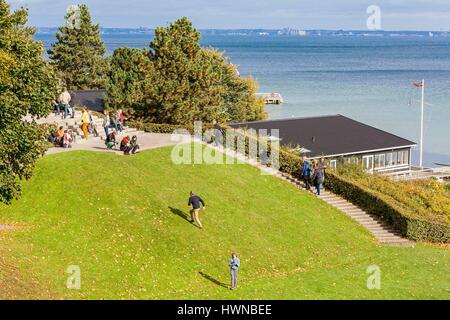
311, 163, 324, 196
80, 108, 90, 140
188, 191, 206, 229
302, 157, 312, 192
228, 252, 240, 290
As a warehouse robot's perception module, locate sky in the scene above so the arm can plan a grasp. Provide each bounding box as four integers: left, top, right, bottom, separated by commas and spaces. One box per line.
8, 0, 450, 30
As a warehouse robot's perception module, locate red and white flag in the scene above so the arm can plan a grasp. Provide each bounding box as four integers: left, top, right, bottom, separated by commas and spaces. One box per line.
413, 81, 424, 88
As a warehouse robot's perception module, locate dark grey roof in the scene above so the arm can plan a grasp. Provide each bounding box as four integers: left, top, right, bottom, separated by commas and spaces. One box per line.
230, 115, 416, 158
70, 90, 106, 112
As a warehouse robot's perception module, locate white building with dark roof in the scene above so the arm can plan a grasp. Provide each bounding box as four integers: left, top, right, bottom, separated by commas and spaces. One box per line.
231, 115, 417, 174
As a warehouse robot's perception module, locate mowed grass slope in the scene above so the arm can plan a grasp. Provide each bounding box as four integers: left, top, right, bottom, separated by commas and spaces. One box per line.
0, 146, 449, 299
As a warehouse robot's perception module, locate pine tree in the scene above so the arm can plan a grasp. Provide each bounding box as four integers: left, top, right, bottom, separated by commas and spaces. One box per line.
48, 4, 107, 90
105, 47, 152, 117
142, 17, 225, 124
105, 17, 266, 125
0, 0, 57, 203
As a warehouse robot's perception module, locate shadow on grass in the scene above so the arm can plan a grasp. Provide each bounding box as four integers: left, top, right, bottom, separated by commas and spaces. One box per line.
169, 206, 201, 229
199, 272, 229, 289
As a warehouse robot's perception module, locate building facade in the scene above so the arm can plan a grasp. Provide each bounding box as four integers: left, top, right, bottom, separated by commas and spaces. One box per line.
230, 115, 416, 174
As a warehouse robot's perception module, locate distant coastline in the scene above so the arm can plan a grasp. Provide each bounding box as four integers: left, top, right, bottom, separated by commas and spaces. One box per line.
36, 27, 450, 38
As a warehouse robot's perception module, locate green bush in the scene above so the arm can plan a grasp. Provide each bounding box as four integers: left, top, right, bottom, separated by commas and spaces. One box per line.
324, 171, 450, 243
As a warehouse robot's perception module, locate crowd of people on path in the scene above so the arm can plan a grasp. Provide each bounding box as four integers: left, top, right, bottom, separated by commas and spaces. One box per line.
102, 109, 127, 136
49, 89, 140, 154
302, 157, 326, 196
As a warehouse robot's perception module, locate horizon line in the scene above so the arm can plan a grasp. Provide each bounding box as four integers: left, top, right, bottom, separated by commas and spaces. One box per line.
34, 27, 450, 32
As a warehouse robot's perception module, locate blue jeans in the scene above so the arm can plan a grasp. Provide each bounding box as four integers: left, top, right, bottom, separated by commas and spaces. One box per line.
55, 104, 62, 114
316, 183, 322, 195
62, 104, 70, 119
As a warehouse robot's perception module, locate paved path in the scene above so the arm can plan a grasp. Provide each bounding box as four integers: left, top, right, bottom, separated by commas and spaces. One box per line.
45, 131, 178, 156
207, 143, 415, 248
25, 111, 179, 156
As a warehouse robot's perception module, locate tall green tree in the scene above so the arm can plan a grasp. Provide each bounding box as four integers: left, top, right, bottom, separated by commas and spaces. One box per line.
105, 47, 151, 117
141, 17, 226, 124
106, 17, 266, 125
48, 4, 107, 90
0, 0, 57, 203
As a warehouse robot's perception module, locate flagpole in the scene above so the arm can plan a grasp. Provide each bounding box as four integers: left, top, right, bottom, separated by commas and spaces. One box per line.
419, 79, 425, 168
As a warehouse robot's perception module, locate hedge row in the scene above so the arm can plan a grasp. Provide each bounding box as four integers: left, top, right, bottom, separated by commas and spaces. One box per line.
130, 120, 449, 243
324, 172, 450, 243
129, 121, 211, 134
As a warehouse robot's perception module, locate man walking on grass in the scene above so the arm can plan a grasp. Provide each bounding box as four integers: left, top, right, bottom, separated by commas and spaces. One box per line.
188, 191, 206, 229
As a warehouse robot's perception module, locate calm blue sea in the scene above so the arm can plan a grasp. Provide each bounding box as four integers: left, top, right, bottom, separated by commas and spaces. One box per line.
35, 33, 450, 166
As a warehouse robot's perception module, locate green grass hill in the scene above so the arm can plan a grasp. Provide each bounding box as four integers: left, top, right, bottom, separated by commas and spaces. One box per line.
0, 146, 448, 299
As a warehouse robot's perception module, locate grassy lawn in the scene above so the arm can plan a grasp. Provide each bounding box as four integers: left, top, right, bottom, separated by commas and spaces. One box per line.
0, 145, 449, 299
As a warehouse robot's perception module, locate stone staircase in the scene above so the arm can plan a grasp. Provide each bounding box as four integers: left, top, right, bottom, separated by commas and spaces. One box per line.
276, 172, 415, 247
26, 110, 146, 143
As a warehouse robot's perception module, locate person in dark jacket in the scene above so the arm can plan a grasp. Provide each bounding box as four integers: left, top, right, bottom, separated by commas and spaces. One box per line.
188, 191, 206, 229
311, 164, 324, 196
302, 157, 312, 191
105, 129, 117, 149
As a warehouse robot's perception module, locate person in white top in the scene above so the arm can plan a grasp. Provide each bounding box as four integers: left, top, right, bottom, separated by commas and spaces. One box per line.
63, 130, 73, 148
103, 110, 111, 137
58, 89, 72, 119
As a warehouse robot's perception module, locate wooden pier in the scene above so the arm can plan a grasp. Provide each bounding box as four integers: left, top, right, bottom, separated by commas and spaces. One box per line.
256, 92, 284, 105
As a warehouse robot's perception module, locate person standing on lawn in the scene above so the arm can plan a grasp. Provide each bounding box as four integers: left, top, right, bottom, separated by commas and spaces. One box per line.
188, 191, 206, 229
228, 252, 240, 290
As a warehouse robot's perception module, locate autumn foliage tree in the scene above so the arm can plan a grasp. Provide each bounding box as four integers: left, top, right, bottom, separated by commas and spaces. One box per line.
0, 1, 57, 203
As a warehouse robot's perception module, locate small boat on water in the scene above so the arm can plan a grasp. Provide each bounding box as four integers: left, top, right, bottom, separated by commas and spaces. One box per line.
256, 92, 284, 105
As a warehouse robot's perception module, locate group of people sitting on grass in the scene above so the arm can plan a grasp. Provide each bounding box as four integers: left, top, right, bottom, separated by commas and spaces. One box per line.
301, 157, 326, 196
